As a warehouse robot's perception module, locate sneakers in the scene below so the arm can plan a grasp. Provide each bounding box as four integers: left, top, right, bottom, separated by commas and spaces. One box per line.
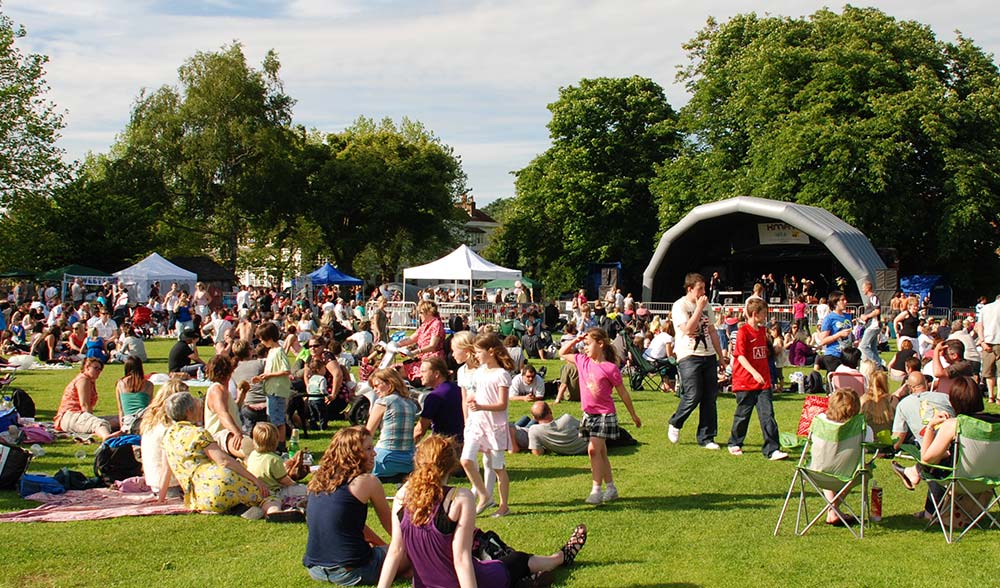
667, 425, 680, 444
769, 450, 789, 461
585, 491, 603, 505
601, 486, 619, 503
240, 506, 264, 520
728, 446, 743, 456
702, 442, 720, 450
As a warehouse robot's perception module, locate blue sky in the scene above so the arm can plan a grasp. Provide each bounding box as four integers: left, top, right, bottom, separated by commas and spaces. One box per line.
6, 0, 1000, 205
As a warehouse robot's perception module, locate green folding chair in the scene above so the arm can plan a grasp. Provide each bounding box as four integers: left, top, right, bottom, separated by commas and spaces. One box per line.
925, 415, 1000, 543
774, 414, 870, 538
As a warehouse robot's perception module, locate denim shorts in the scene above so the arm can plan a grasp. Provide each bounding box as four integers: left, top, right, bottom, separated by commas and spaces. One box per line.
266, 395, 288, 427
307, 545, 388, 586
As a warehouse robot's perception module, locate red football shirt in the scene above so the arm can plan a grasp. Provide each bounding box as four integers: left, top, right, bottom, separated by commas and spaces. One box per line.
732, 323, 771, 392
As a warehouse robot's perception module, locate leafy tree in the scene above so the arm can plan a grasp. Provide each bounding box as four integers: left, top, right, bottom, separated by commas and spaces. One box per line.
305, 117, 467, 277
114, 43, 299, 271
481, 196, 514, 224
655, 7, 1000, 295
488, 76, 680, 295
0, 8, 66, 206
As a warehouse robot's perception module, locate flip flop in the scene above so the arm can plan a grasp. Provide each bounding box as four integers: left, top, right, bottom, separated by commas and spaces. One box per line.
475, 499, 496, 515
825, 514, 859, 526
891, 461, 916, 491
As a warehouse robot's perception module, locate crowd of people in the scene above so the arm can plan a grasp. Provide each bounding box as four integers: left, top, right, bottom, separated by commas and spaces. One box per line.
5, 271, 1000, 586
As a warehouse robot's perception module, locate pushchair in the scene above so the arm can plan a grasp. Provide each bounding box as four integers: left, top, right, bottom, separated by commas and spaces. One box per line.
131, 306, 155, 339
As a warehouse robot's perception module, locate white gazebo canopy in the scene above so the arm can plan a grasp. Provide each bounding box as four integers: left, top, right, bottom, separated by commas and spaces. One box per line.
114, 253, 197, 303
402, 245, 521, 301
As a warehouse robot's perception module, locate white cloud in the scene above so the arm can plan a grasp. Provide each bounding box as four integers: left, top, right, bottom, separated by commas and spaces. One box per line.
5, 0, 1000, 201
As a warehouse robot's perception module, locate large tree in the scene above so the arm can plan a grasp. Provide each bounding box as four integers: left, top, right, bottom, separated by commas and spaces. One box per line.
0, 8, 66, 207
114, 43, 299, 271
488, 76, 680, 295
304, 117, 467, 277
655, 7, 1000, 296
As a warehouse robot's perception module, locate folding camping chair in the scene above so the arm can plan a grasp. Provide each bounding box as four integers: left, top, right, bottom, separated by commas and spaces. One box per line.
775, 413, 871, 538
827, 371, 866, 397
623, 337, 676, 392
925, 415, 1000, 543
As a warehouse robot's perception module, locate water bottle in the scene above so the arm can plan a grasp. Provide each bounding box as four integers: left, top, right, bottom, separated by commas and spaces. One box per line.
288, 428, 300, 458
29, 444, 45, 457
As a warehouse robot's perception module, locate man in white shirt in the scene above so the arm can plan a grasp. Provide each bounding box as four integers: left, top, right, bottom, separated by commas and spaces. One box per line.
87, 309, 118, 341
508, 365, 545, 401
235, 286, 250, 318
668, 273, 726, 449
976, 294, 1000, 403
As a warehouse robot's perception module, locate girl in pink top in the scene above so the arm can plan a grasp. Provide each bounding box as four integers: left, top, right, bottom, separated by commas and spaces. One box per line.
461, 333, 515, 517
560, 327, 641, 505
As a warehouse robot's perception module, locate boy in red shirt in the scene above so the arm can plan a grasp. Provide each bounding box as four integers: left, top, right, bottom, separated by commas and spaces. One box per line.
727, 298, 788, 460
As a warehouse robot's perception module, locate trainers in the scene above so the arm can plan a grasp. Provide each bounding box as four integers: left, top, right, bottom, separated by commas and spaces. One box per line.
240, 506, 264, 520
702, 442, 720, 450
769, 450, 789, 461
728, 446, 743, 456
585, 491, 603, 505
601, 486, 619, 503
667, 425, 680, 444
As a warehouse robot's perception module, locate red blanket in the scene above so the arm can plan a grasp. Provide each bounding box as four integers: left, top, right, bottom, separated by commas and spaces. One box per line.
0, 488, 190, 523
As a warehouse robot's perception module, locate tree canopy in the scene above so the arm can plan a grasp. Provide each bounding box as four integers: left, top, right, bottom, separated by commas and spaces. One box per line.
655, 6, 1000, 294
488, 76, 680, 295
0, 9, 65, 206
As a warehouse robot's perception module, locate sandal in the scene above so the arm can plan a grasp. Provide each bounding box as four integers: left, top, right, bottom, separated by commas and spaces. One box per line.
913, 510, 935, 521
891, 461, 916, 491
515, 571, 553, 588
560, 524, 587, 566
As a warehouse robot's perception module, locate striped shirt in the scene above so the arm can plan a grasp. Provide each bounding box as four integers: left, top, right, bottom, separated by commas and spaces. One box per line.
375, 393, 417, 451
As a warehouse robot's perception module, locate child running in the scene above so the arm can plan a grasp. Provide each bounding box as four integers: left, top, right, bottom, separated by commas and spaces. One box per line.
460, 333, 514, 517
726, 298, 788, 460
560, 327, 642, 505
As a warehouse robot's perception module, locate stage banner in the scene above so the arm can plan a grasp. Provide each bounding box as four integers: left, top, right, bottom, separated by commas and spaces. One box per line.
757, 222, 809, 245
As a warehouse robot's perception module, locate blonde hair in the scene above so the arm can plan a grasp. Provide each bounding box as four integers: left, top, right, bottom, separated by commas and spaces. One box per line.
861, 370, 893, 429
404, 435, 459, 526
370, 367, 409, 398
827, 388, 861, 423
140, 379, 190, 434
451, 331, 479, 369
252, 422, 278, 453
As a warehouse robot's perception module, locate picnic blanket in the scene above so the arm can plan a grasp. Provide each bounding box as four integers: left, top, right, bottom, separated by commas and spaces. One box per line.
0, 487, 189, 522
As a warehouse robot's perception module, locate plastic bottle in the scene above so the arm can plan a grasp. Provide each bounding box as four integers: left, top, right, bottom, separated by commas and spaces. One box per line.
288, 428, 300, 458
29, 444, 44, 457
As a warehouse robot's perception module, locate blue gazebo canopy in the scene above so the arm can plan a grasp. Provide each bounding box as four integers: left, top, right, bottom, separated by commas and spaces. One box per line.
308, 263, 363, 286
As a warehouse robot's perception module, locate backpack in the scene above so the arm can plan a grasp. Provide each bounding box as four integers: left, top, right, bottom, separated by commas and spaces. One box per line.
19, 473, 65, 497
10, 388, 35, 419
0, 441, 32, 490
94, 436, 143, 486
803, 370, 825, 395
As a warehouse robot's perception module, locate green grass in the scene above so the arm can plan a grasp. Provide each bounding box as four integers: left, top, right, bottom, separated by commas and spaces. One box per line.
2, 341, 998, 588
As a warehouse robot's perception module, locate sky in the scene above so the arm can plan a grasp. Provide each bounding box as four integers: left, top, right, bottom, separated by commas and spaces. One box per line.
6, 0, 1000, 205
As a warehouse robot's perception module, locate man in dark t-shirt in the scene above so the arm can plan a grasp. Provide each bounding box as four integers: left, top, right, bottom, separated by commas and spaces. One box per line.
169, 328, 204, 378
414, 357, 464, 442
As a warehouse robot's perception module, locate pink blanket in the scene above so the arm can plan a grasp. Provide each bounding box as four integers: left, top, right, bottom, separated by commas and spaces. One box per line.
0, 488, 190, 523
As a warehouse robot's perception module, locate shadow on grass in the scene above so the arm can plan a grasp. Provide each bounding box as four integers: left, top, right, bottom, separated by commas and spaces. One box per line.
555, 561, 701, 587
511, 492, 788, 515
511, 466, 594, 482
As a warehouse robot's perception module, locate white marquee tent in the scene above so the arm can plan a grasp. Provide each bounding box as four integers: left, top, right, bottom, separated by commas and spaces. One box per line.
402, 245, 521, 301
114, 253, 197, 303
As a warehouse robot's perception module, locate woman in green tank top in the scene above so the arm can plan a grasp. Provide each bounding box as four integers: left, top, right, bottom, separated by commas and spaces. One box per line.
117, 356, 153, 434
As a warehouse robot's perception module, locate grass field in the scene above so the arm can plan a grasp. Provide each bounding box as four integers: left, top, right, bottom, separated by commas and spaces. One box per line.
2, 339, 998, 588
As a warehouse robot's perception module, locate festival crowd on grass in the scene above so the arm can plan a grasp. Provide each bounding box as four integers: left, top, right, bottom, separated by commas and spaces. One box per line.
1, 272, 999, 586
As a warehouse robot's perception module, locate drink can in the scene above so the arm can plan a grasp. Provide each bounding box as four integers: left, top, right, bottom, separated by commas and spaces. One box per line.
870, 484, 883, 522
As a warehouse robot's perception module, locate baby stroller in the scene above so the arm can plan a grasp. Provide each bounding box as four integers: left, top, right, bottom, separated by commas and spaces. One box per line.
131, 306, 155, 340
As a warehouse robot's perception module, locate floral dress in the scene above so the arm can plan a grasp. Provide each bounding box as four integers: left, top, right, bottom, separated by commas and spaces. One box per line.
163, 421, 265, 513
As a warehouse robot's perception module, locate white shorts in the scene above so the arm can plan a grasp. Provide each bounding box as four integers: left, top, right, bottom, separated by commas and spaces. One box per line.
461, 438, 505, 470
212, 429, 256, 459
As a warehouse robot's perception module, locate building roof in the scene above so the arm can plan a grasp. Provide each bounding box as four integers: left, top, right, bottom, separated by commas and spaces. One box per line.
170, 256, 237, 283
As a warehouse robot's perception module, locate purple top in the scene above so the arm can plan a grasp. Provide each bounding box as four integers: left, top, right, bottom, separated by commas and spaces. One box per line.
401, 497, 508, 588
